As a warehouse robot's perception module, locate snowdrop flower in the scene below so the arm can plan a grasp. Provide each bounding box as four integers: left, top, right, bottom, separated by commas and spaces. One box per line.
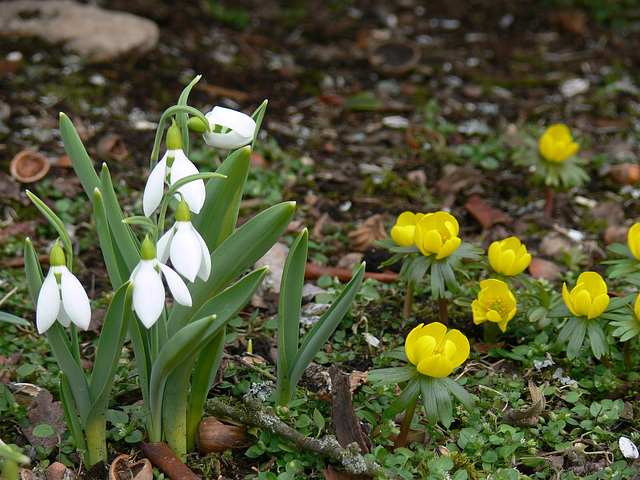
36, 240, 91, 334
130, 236, 192, 329
143, 120, 205, 217
157, 198, 211, 282
202, 106, 256, 149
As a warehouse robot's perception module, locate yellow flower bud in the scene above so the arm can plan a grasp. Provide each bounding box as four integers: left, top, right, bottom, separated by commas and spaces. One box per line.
472, 279, 517, 332
562, 271, 609, 319
414, 211, 461, 259
539, 124, 579, 163
488, 237, 531, 276
405, 322, 469, 378
390, 211, 423, 247
628, 223, 640, 260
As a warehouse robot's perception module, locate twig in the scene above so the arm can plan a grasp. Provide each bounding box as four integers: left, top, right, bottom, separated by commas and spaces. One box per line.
205, 397, 404, 480
224, 353, 277, 382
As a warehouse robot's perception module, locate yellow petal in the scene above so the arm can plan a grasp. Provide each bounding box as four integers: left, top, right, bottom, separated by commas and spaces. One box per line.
436, 237, 461, 259
571, 289, 593, 317
404, 323, 425, 364
471, 300, 487, 324
421, 322, 447, 348
420, 229, 443, 256
588, 294, 609, 319
562, 283, 577, 316
629, 223, 640, 260
391, 225, 416, 247
635, 294, 640, 320
486, 309, 502, 324
577, 272, 607, 296
444, 329, 470, 367
416, 354, 453, 378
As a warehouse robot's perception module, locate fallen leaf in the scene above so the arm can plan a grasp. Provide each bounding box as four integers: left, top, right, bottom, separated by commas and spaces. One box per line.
329, 366, 371, 454
347, 215, 388, 252
465, 195, 513, 229
21, 390, 66, 449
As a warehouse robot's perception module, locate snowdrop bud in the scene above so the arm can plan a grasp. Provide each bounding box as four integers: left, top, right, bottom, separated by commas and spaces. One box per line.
166, 120, 183, 151
187, 117, 207, 134
140, 235, 157, 260
175, 198, 191, 222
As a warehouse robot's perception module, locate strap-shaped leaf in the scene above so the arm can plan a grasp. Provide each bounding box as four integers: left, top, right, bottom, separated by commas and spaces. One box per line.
431, 377, 453, 427
587, 320, 608, 359
92, 188, 124, 289
288, 263, 365, 398
59, 113, 101, 196
250, 100, 268, 148
100, 164, 140, 271
147, 315, 217, 441
420, 376, 440, 425
192, 146, 251, 252
0, 312, 29, 326
277, 229, 308, 390
89, 282, 133, 399
23, 238, 43, 310
59, 373, 87, 453
168, 201, 296, 335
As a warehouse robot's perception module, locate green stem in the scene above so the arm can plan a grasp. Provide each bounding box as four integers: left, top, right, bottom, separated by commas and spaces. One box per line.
150, 105, 210, 167
394, 400, 417, 449
544, 185, 554, 218
438, 297, 448, 326
624, 341, 632, 370
402, 284, 414, 319
484, 322, 501, 344
600, 354, 612, 370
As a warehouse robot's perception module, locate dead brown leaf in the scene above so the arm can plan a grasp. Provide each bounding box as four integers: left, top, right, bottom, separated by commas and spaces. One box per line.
21, 390, 66, 449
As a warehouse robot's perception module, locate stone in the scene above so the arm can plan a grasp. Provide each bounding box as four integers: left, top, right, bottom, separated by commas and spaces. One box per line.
0, 0, 159, 62
528, 257, 563, 281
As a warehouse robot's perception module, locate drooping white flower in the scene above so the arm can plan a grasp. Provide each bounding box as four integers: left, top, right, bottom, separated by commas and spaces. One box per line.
36, 240, 91, 334
202, 106, 256, 150
130, 236, 192, 329
157, 199, 210, 282
143, 121, 205, 217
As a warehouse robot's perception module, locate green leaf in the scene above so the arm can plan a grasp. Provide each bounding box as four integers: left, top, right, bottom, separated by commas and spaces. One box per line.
564, 318, 587, 360
0, 312, 29, 326
367, 365, 418, 386
192, 146, 252, 252
167, 201, 296, 335
32, 424, 55, 438
59, 113, 101, 196
250, 100, 268, 149
89, 282, 133, 400
25, 191, 72, 259
420, 376, 440, 425
313, 408, 326, 431
148, 315, 217, 441
288, 263, 365, 399
177, 75, 202, 155
92, 188, 124, 289
443, 376, 475, 412
100, 164, 140, 272
432, 378, 453, 428
586, 320, 608, 359
276, 229, 308, 404
385, 378, 421, 419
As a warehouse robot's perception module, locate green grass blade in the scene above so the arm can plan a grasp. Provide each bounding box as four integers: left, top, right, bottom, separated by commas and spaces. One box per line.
0, 312, 29, 326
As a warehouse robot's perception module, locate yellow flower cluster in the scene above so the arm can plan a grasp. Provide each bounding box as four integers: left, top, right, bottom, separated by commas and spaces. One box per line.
471, 279, 517, 332
391, 211, 461, 259
405, 322, 470, 378
539, 124, 579, 163
562, 272, 609, 319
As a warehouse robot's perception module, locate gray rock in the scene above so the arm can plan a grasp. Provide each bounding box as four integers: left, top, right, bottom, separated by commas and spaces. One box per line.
0, 0, 159, 62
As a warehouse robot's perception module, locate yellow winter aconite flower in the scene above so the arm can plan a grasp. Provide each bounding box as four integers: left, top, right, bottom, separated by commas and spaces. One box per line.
488, 237, 532, 276
539, 124, 579, 163
405, 322, 470, 378
472, 279, 517, 332
628, 223, 640, 260
562, 271, 609, 320
414, 211, 461, 259
390, 212, 424, 247
635, 294, 640, 320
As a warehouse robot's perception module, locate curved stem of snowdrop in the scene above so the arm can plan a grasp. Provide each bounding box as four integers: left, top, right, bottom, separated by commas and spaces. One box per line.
157, 172, 226, 237
149, 105, 210, 168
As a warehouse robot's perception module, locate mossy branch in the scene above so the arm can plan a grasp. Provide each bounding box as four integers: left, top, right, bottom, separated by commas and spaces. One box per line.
205, 397, 404, 479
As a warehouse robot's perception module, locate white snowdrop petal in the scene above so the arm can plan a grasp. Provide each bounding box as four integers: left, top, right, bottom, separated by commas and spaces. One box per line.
156, 228, 174, 264
143, 155, 168, 217
203, 107, 256, 149
60, 268, 91, 330
196, 231, 211, 281
160, 263, 192, 307
170, 222, 202, 282
169, 150, 205, 214
132, 262, 166, 328
36, 271, 61, 333
620, 436, 639, 459
363, 332, 381, 347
